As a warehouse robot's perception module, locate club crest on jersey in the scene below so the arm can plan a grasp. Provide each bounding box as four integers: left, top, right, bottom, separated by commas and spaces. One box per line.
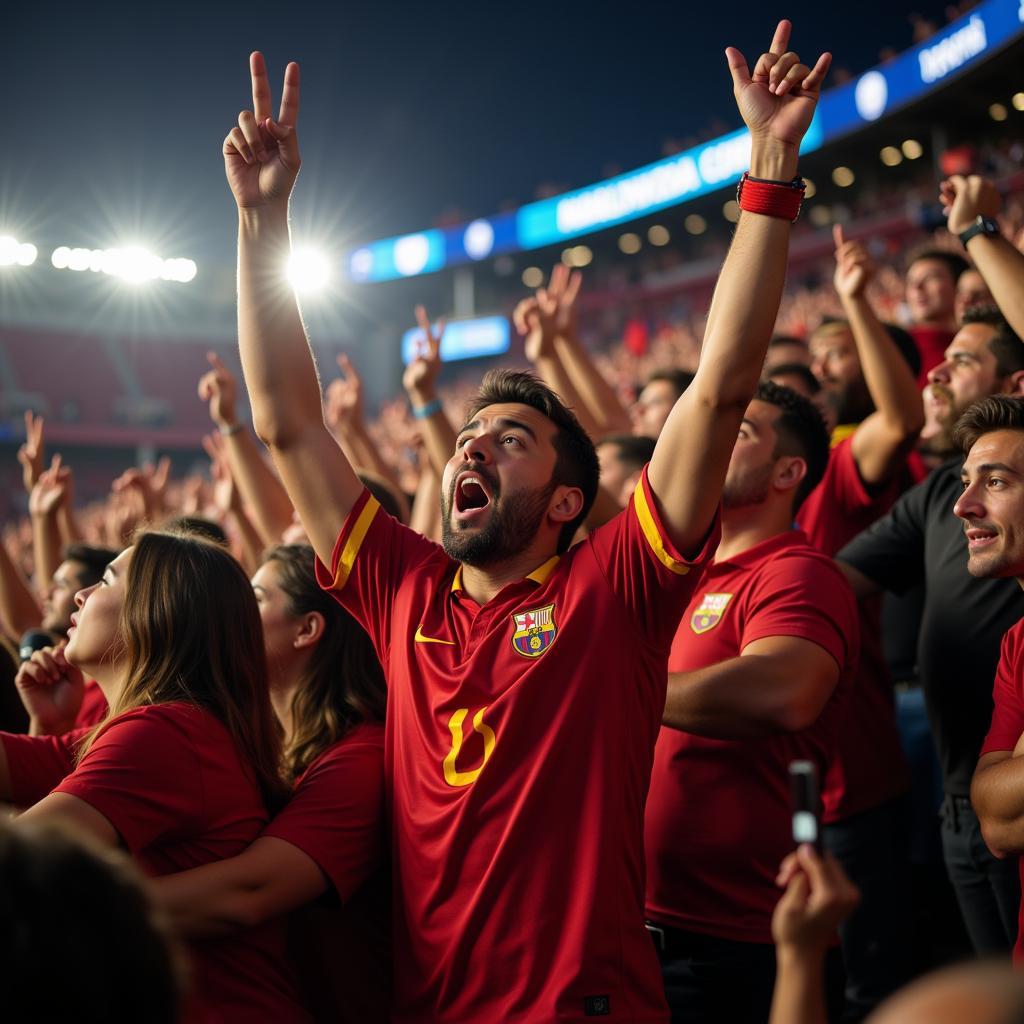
690, 593, 733, 634
511, 603, 557, 658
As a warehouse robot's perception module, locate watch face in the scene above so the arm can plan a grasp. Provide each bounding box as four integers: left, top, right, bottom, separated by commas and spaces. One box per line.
981, 217, 999, 234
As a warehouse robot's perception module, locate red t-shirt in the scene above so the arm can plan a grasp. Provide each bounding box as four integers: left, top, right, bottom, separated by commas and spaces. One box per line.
979, 619, 1024, 965
266, 722, 390, 1024
909, 324, 956, 386
796, 432, 911, 821
54, 702, 308, 1023
1, 725, 88, 806
644, 530, 858, 944
316, 472, 717, 1023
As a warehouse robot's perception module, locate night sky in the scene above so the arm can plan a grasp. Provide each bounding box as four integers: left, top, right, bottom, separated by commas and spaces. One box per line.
5, 0, 954, 273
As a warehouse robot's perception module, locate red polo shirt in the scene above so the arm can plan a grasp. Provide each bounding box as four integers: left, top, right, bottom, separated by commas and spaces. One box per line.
644, 530, 858, 944
796, 432, 911, 821
979, 619, 1024, 965
1, 726, 87, 806
316, 470, 717, 1023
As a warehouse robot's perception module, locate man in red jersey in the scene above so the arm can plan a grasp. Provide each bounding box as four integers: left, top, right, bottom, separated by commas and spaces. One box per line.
960, 397, 1024, 965
645, 380, 859, 1024
223, 22, 830, 1022
905, 248, 969, 385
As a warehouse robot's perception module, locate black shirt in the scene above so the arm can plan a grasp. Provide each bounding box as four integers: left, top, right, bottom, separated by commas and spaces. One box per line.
838, 457, 1024, 796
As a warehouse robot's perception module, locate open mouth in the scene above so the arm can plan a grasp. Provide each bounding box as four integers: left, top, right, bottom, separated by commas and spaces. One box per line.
453, 473, 494, 520
965, 526, 998, 549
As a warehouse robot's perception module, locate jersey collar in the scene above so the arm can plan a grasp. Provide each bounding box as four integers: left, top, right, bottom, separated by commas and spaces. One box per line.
450, 554, 560, 593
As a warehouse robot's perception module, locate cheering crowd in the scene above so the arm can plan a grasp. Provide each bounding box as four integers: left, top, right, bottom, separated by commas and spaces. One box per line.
4, 18, 1024, 1024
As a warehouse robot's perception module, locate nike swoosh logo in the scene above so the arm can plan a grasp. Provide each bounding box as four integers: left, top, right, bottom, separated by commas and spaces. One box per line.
414, 625, 456, 646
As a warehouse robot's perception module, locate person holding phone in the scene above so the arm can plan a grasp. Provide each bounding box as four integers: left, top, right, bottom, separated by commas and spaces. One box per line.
644, 380, 859, 1024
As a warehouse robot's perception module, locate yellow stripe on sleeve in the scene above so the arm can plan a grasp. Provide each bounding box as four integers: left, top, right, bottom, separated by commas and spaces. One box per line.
331, 495, 381, 592
632, 478, 690, 576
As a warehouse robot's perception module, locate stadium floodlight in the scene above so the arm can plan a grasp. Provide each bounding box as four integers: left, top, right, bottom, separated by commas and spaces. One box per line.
803, 179, 817, 199
684, 214, 707, 235
721, 202, 740, 224
901, 139, 924, 160
1014, 93, 1024, 112
521, 266, 544, 288
989, 103, 1009, 122
0, 236, 38, 267
832, 166, 855, 187
49, 244, 198, 284
648, 225, 670, 247
880, 146, 903, 167
618, 233, 642, 255
288, 247, 332, 293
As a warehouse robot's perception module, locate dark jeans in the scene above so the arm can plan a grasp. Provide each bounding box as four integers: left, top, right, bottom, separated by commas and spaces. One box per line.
650, 925, 842, 1024
940, 794, 1020, 954
824, 797, 914, 1023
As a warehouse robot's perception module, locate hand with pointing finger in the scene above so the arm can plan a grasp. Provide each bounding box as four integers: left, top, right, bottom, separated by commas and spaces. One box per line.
726, 21, 831, 153
832, 224, 875, 301
198, 351, 240, 430
402, 306, 445, 406
326, 354, 366, 433
224, 52, 302, 210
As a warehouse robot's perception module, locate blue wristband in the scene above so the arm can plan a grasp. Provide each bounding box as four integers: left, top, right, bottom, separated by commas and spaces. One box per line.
413, 399, 443, 419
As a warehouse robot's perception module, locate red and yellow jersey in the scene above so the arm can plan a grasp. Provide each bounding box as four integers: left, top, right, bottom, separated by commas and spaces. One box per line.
316, 468, 717, 1024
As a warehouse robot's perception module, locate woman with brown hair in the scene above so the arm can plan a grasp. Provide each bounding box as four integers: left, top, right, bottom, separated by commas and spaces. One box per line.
0, 531, 309, 1022
155, 543, 390, 1022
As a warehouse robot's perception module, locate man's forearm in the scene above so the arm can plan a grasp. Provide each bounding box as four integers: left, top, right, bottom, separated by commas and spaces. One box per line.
0, 539, 43, 641
553, 334, 631, 437
30, 514, 61, 596
967, 234, 1024, 340
224, 429, 295, 546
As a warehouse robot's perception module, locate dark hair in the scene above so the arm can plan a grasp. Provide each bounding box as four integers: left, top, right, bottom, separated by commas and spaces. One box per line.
765, 363, 821, 397
63, 545, 120, 588
262, 545, 387, 779
464, 370, 600, 553
883, 323, 922, 378
82, 531, 287, 811
645, 368, 695, 400
357, 472, 406, 524
160, 515, 229, 547
768, 334, 809, 353
598, 434, 657, 473
953, 395, 1024, 454
962, 306, 1024, 378
754, 380, 831, 510
0, 821, 182, 1023
907, 247, 969, 283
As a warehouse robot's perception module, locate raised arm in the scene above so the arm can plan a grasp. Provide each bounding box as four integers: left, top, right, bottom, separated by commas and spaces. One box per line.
834, 225, 924, 485
942, 175, 1024, 338
0, 532, 43, 642
226, 53, 362, 566
401, 307, 458, 480
29, 456, 71, 593
648, 22, 830, 554
198, 351, 295, 546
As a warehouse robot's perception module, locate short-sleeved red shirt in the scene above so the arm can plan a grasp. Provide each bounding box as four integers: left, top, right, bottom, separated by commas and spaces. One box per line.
796, 432, 911, 821
74, 679, 108, 729
909, 324, 956, 386
316, 470, 717, 1023
1, 726, 88, 806
54, 702, 308, 1023
644, 530, 858, 944
266, 722, 390, 1024
979, 619, 1024, 965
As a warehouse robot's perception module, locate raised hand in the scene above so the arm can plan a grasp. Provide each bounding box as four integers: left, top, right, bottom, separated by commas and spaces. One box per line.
326, 354, 366, 431
402, 306, 445, 403
198, 351, 240, 429
16, 644, 85, 734
772, 844, 860, 953
833, 224, 875, 300
223, 52, 301, 210
29, 455, 70, 518
203, 432, 240, 515
516, 265, 583, 364
940, 174, 1002, 236
726, 21, 831, 151
17, 411, 45, 493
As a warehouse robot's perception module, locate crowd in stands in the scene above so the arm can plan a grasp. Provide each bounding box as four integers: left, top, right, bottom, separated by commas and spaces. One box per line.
5, 18, 1024, 1024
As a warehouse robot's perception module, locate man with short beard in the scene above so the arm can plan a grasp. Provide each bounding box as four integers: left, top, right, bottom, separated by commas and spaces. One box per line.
224, 21, 831, 1021
838, 311, 1024, 953
644, 380, 858, 1024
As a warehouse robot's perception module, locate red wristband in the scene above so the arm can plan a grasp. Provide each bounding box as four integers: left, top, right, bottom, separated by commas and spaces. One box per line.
736, 172, 806, 223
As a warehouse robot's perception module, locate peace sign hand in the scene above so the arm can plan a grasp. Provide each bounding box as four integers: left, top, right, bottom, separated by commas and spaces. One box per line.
224, 52, 302, 210
726, 21, 831, 151
403, 306, 446, 404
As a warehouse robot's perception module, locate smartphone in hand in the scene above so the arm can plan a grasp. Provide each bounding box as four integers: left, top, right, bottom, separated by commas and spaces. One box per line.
789, 760, 823, 853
